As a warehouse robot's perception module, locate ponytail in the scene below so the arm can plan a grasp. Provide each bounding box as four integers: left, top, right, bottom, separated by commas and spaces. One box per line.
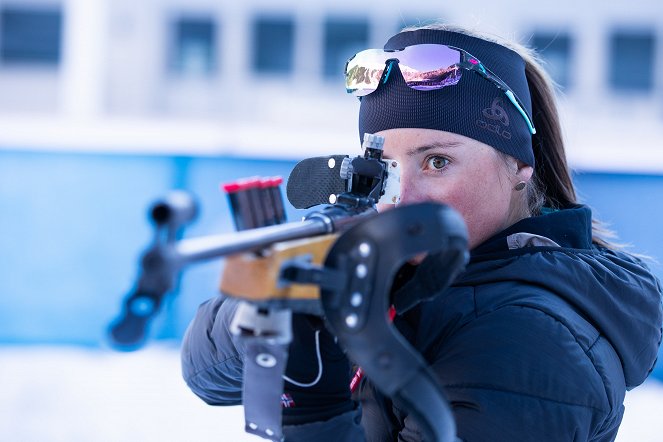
521, 45, 618, 249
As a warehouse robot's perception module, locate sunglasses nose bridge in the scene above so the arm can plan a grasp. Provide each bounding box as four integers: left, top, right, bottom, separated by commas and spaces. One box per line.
380, 57, 404, 86
383, 57, 402, 71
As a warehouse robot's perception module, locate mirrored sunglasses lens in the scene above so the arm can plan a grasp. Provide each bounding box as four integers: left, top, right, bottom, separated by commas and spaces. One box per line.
345, 50, 387, 96
399, 44, 463, 91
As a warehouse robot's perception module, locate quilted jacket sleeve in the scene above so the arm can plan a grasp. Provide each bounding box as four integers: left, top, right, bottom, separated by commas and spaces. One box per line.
181, 295, 244, 405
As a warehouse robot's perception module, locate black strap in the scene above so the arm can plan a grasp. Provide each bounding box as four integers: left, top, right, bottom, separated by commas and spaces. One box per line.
242, 340, 289, 441
230, 302, 292, 441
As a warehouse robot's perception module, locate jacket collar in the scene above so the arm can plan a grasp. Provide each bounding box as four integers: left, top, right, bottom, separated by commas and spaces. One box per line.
471, 205, 594, 257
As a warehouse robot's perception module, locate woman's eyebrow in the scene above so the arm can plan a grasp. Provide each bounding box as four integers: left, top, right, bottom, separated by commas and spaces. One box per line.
406, 141, 461, 156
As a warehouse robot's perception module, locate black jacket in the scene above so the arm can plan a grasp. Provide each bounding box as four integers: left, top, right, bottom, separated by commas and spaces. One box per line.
181, 205, 662, 441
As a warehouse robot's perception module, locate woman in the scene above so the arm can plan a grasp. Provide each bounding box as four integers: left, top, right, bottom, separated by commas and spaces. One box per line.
181, 25, 663, 441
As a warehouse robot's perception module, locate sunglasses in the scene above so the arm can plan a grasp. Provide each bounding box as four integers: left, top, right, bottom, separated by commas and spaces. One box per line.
345, 44, 536, 135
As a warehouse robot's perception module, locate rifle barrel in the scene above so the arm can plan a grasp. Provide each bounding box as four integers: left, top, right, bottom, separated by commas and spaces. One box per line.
175, 205, 376, 264
176, 219, 325, 263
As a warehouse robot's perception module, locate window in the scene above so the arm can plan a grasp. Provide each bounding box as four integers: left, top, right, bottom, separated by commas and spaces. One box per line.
0, 6, 62, 65
252, 16, 295, 74
530, 33, 573, 89
609, 30, 656, 92
169, 17, 217, 77
323, 17, 369, 80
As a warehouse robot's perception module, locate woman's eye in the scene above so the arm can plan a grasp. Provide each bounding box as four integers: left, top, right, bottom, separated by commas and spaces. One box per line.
425, 156, 449, 170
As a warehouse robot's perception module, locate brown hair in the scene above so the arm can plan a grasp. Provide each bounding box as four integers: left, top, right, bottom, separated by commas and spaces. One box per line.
401, 23, 617, 249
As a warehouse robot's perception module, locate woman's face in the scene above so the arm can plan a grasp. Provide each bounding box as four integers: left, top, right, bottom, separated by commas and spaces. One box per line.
377, 128, 532, 249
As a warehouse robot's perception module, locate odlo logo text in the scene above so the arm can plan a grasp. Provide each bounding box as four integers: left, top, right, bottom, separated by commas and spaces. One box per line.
476, 97, 512, 140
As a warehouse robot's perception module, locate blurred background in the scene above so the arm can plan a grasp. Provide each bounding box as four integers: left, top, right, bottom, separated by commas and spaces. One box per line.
1, 0, 662, 440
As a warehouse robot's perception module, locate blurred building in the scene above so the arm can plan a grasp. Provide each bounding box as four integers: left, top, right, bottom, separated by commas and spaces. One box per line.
0, 0, 662, 168
1, 0, 662, 358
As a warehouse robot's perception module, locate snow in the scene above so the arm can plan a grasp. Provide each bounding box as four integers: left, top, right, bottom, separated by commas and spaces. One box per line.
1, 345, 662, 441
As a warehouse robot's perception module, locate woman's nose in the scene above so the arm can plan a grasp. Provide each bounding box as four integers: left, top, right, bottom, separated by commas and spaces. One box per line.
397, 174, 421, 205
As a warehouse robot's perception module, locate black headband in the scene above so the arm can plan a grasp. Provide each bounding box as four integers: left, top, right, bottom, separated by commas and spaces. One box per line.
358, 29, 535, 166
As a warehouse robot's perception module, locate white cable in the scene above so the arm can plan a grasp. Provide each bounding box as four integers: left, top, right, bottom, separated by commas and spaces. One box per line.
283, 330, 323, 387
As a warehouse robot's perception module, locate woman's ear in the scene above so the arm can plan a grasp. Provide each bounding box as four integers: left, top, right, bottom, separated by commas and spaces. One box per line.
514, 160, 534, 184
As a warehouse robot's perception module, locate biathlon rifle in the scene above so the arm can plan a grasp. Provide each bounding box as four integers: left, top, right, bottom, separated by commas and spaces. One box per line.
108, 134, 468, 442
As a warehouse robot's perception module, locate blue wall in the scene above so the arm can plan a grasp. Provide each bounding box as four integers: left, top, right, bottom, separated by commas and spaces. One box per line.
1, 150, 661, 377
0, 150, 305, 346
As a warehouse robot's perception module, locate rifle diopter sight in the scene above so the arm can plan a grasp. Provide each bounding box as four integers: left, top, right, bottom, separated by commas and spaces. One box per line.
286, 133, 401, 211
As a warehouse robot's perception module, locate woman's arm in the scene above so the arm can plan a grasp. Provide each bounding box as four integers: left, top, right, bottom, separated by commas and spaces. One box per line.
181, 295, 245, 405
181, 295, 367, 441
